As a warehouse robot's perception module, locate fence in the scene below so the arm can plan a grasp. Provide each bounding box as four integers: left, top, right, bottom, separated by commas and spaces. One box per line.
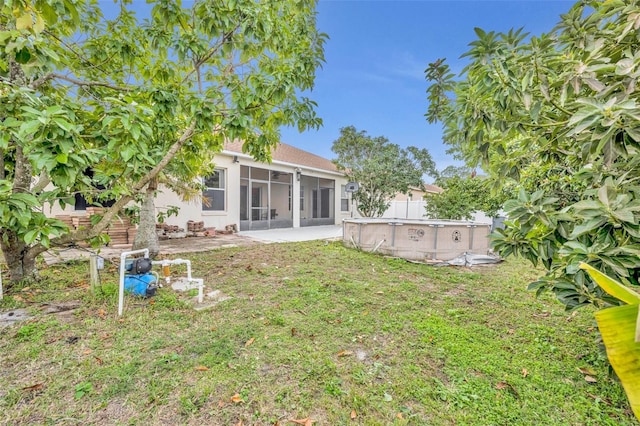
380, 200, 495, 226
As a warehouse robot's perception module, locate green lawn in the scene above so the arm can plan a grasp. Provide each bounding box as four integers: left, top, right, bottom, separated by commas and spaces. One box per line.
0, 241, 637, 425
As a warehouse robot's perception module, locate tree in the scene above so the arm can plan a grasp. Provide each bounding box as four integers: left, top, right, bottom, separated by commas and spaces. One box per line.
424, 173, 507, 220
426, 3, 640, 415
331, 126, 436, 218
437, 165, 473, 180
0, 0, 325, 286
426, 0, 640, 310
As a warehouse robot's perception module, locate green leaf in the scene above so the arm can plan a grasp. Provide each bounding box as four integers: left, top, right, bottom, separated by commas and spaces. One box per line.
570, 217, 607, 238
11, 192, 38, 206
56, 153, 68, 164
580, 263, 640, 305
23, 229, 38, 244
19, 120, 41, 136
611, 208, 636, 223
14, 47, 32, 64
121, 145, 136, 162
53, 118, 73, 132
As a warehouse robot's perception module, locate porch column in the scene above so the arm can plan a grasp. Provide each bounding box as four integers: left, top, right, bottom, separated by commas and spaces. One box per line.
292, 168, 301, 228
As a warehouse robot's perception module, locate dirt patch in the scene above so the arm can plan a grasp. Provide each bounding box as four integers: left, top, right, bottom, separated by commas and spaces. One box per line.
88, 399, 137, 424
443, 287, 465, 297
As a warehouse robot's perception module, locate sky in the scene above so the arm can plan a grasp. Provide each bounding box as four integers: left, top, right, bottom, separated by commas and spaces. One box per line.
279, 0, 576, 173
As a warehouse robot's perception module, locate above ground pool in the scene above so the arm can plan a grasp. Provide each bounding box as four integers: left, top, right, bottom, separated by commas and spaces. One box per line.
342, 218, 492, 262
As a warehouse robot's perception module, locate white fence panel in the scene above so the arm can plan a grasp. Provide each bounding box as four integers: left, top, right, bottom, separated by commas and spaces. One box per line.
382, 200, 428, 219
381, 201, 496, 224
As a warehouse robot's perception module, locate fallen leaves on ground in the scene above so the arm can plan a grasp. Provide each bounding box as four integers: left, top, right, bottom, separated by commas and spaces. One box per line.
577, 367, 597, 383
578, 367, 596, 375
230, 393, 244, 403
22, 383, 44, 392
588, 393, 612, 405
495, 381, 519, 397
350, 410, 357, 419
337, 350, 353, 357
289, 418, 315, 426
194, 365, 209, 371
532, 312, 551, 318
244, 338, 255, 347
521, 368, 528, 378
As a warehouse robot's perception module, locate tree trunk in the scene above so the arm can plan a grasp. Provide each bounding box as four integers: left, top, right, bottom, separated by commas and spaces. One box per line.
132, 180, 159, 258
0, 229, 39, 287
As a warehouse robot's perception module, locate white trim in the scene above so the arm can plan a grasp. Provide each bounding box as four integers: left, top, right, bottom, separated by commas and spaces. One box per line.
220, 150, 344, 177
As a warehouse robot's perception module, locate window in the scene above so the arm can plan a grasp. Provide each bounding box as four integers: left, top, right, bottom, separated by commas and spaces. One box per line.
203, 169, 225, 211
340, 185, 349, 212
74, 169, 116, 210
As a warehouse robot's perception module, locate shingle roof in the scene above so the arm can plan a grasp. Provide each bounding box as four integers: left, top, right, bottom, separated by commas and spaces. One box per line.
224, 140, 339, 173
424, 184, 443, 194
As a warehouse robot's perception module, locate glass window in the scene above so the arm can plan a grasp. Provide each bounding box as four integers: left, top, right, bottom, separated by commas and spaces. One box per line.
203, 169, 225, 211
341, 185, 349, 212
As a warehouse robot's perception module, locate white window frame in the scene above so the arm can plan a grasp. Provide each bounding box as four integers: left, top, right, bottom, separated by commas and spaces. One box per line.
340, 184, 349, 212
202, 168, 226, 211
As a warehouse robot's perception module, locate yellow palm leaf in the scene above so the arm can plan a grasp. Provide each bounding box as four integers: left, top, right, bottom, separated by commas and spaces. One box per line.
595, 304, 640, 419
579, 263, 640, 305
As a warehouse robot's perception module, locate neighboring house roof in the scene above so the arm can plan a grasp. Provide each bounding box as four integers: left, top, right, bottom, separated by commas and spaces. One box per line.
223, 140, 339, 173
424, 184, 443, 194
391, 184, 443, 201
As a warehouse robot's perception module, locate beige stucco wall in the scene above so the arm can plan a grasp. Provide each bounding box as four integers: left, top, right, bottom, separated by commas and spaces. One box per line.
154, 152, 349, 230
43, 152, 348, 231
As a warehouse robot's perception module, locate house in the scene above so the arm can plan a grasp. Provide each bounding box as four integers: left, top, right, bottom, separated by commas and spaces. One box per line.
389, 184, 443, 202
46, 141, 350, 236
381, 184, 443, 219
153, 141, 350, 232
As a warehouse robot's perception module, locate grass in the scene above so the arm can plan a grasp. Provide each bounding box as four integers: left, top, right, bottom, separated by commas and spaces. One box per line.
0, 240, 638, 425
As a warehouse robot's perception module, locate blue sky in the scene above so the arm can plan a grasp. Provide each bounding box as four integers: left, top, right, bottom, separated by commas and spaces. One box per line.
279, 0, 575, 173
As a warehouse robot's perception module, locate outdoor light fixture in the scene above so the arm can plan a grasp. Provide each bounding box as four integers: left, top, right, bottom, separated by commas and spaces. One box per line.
295, 168, 301, 181
233, 155, 239, 163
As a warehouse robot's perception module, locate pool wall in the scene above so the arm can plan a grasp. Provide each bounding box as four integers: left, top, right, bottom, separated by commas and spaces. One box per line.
342, 218, 492, 261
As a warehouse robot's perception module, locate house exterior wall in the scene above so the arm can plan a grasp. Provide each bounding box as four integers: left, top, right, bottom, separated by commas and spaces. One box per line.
154, 152, 349, 231
45, 148, 349, 234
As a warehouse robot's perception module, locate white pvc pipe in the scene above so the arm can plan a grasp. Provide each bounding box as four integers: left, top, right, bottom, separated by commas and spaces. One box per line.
118, 248, 149, 316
